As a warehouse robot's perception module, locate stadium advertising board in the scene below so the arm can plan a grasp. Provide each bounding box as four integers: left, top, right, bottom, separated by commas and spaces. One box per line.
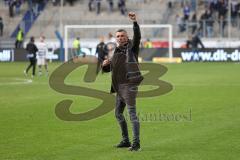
0, 48, 60, 61
2, 48, 240, 62
139, 48, 240, 62
0, 49, 14, 62
180, 49, 240, 62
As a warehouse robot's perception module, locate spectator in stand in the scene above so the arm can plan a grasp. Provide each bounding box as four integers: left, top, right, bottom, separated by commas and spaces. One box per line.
183, 3, 191, 21
15, 0, 22, 15
209, 0, 218, 13
66, 0, 75, 6
231, 0, 239, 27
219, 15, 226, 37
107, 0, 114, 13
9, 0, 16, 18
176, 14, 185, 33
198, 10, 208, 37
217, 0, 228, 19
206, 9, 214, 38
0, 17, 3, 37
96, 0, 101, 15
118, 0, 127, 15
168, 1, 172, 9
191, 0, 196, 11
32, 0, 39, 16
190, 12, 197, 34
52, 0, 61, 6
27, 0, 33, 12
88, 0, 93, 11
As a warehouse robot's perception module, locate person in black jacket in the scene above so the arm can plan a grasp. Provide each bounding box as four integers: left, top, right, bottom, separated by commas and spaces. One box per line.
24, 36, 38, 77
186, 33, 205, 49
186, 33, 205, 61
95, 36, 108, 74
102, 12, 142, 151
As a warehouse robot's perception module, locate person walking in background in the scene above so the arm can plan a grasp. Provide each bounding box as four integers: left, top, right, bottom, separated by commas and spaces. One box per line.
24, 37, 38, 78
37, 36, 49, 76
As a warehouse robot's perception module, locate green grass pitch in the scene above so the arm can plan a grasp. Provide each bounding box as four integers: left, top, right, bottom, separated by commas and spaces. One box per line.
0, 62, 239, 160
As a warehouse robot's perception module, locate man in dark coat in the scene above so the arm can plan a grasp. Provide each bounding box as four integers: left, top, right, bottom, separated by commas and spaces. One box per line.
102, 12, 142, 151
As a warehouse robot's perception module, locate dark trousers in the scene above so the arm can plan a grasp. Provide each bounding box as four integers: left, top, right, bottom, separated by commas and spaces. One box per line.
115, 84, 140, 144
15, 40, 23, 48
26, 58, 36, 75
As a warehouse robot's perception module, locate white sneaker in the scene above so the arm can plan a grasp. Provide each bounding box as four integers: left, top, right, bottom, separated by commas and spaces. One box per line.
24, 70, 27, 76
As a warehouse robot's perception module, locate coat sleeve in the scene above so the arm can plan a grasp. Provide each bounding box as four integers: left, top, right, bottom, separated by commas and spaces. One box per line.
132, 22, 141, 57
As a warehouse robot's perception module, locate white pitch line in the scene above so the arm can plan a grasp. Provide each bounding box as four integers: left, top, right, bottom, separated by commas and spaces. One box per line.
0, 78, 33, 86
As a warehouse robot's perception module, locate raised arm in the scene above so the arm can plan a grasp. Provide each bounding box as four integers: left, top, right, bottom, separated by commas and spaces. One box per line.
129, 12, 141, 56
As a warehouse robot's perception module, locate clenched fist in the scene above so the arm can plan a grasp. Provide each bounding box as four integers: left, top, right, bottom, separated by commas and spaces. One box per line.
128, 12, 137, 22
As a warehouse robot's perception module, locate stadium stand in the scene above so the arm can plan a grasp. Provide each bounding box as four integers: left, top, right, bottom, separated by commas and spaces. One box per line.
169, 0, 240, 38
28, 0, 168, 39
1, 0, 240, 46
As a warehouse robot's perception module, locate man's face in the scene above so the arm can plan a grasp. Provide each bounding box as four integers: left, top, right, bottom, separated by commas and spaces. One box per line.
116, 31, 128, 46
